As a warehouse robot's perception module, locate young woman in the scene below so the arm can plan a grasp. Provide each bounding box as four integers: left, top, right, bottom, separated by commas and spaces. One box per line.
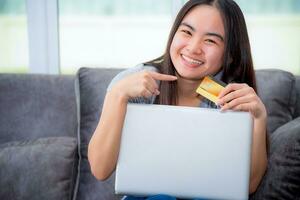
88, 0, 268, 199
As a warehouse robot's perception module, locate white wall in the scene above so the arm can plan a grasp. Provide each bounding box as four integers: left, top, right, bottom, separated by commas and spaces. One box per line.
247, 15, 300, 74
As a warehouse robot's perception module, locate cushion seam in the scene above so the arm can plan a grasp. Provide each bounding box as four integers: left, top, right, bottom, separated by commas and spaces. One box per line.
68, 140, 78, 200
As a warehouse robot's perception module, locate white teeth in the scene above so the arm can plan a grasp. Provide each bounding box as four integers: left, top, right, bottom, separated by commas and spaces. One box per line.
182, 54, 203, 65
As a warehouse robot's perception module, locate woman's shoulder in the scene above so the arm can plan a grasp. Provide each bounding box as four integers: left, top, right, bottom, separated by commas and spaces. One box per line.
107, 63, 158, 91
107, 63, 158, 104
118, 63, 158, 77
123, 63, 159, 75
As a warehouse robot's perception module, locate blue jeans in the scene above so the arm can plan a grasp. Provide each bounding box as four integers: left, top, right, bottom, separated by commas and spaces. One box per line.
123, 195, 176, 200
123, 194, 206, 200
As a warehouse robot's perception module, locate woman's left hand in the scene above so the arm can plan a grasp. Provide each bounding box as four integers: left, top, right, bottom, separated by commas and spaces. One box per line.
216, 83, 267, 120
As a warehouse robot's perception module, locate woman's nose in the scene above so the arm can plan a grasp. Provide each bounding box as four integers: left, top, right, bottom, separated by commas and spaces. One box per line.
186, 38, 203, 54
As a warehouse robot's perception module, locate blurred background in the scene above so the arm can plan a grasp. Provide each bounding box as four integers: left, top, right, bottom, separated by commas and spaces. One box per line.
0, 0, 300, 75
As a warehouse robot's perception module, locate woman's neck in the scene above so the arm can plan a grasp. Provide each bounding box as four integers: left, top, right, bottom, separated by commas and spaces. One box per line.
176, 75, 203, 107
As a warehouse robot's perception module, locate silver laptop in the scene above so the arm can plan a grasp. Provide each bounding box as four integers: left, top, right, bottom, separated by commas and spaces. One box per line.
115, 104, 253, 200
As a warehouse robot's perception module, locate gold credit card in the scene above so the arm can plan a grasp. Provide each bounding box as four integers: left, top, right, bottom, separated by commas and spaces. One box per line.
196, 76, 226, 104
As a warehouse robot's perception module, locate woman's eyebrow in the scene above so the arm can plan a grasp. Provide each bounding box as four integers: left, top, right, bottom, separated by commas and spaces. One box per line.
180, 22, 195, 31
205, 32, 224, 41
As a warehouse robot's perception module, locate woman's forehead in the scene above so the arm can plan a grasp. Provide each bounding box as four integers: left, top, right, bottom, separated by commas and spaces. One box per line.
181, 5, 225, 36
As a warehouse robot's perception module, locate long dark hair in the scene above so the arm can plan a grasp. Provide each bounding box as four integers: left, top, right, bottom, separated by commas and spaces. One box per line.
145, 0, 256, 105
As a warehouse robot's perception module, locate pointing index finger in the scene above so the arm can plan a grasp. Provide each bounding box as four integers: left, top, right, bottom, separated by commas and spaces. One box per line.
148, 71, 177, 81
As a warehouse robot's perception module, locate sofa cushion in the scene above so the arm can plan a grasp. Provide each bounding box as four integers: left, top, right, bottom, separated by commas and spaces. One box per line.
0, 74, 77, 144
250, 117, 300, 199
0, 137, 78, 200
255, 69, 296, 133
76, 68, 123, 200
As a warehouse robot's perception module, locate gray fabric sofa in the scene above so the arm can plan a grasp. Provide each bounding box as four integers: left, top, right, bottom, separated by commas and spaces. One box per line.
0, 68, 299, 200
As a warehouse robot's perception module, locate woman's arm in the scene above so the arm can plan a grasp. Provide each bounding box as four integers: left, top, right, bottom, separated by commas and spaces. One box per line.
88, 71, 177, 180
249, 116, 268, 193
88, 87, 128, 180
216, 83, 268, 194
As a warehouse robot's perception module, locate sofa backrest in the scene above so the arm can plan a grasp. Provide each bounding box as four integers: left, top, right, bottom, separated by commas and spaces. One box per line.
0, 74, 78, 143
255, 69, 297, 133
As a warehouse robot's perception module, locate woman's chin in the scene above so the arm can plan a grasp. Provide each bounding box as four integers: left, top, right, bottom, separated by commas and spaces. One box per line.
175, 68, 204, 81
176, 72, 204, 81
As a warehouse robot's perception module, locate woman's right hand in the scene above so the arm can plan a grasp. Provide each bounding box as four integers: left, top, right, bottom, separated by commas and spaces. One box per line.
111, 71, 178, 100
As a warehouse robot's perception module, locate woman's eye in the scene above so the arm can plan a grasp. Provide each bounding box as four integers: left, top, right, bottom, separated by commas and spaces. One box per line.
181, 30, 192, 35
206, 39, 216, 44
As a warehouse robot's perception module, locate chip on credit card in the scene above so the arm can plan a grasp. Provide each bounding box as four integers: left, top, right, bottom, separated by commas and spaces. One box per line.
196, 76, 227, 104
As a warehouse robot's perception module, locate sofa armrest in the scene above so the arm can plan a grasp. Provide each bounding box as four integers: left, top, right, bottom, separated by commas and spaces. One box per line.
250, 117, 300, 200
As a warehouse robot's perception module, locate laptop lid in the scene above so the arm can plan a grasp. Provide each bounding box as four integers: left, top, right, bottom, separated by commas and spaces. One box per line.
115, 104, 253, 200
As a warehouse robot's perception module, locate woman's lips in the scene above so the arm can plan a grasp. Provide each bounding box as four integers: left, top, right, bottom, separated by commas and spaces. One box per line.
181, 54, 204, 69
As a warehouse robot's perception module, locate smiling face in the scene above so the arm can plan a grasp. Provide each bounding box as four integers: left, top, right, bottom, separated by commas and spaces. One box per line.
170, 5, 225, 81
